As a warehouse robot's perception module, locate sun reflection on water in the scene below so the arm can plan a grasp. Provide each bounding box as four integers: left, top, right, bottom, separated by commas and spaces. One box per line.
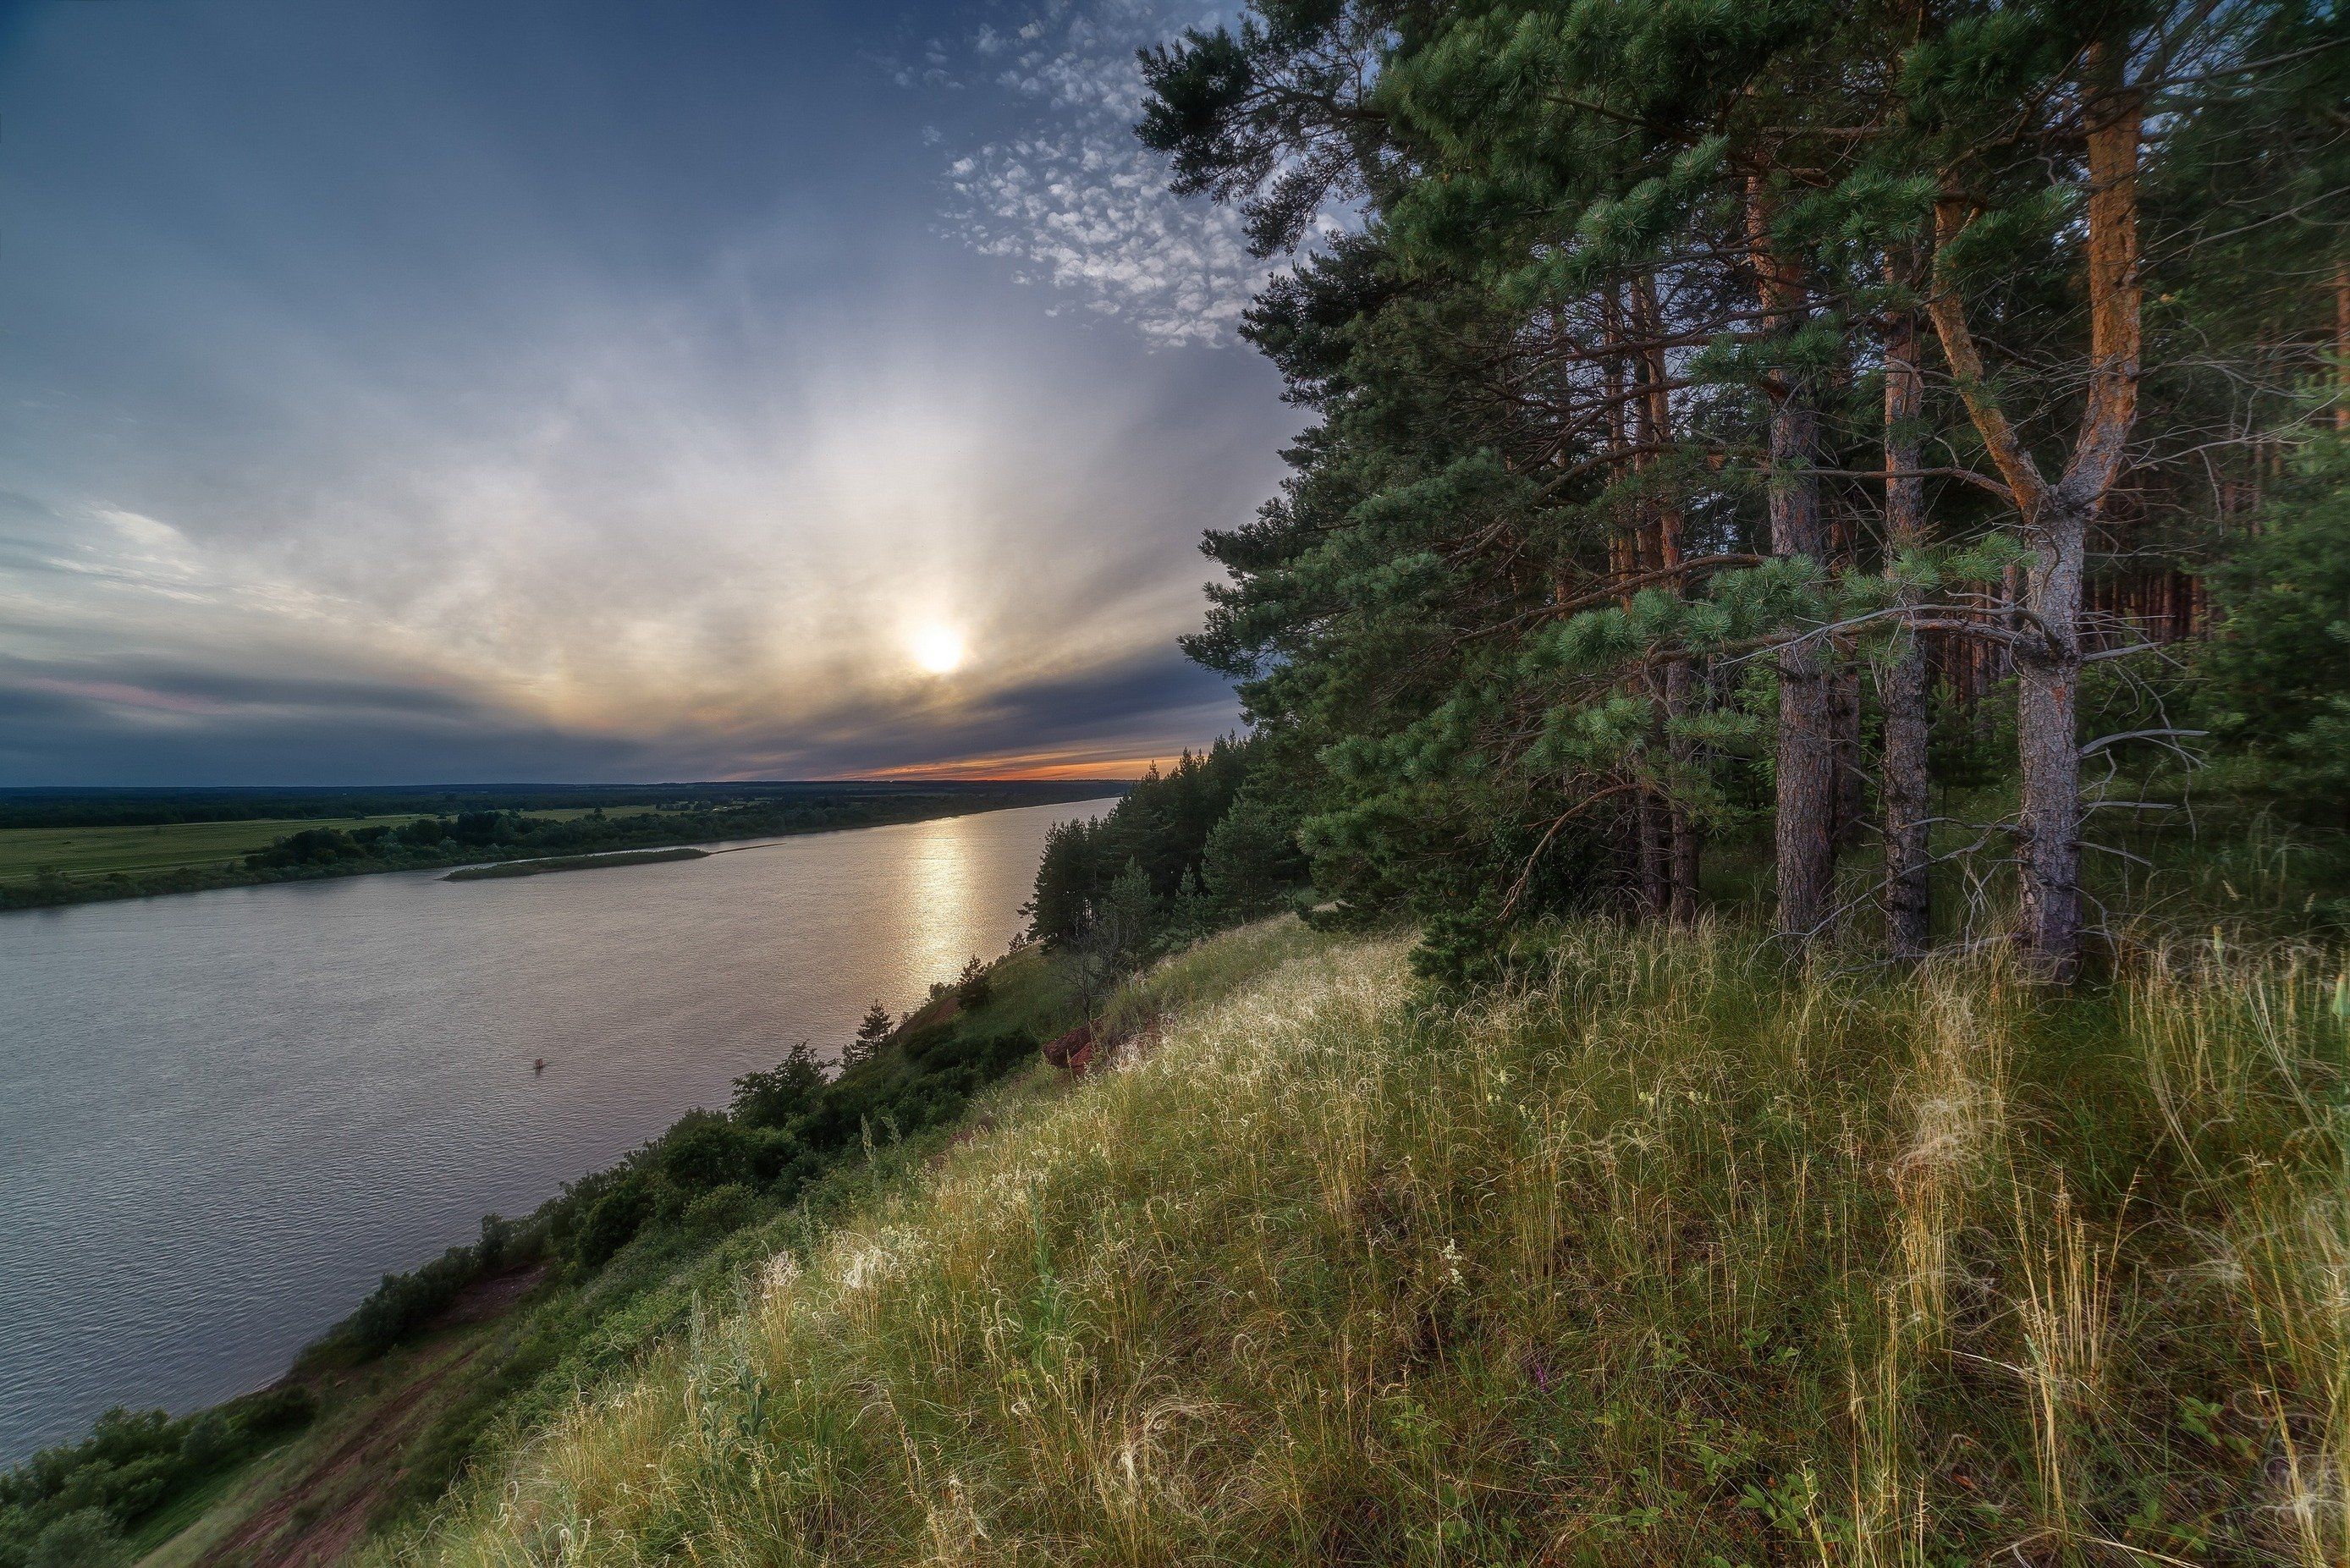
894, 816, 983, 986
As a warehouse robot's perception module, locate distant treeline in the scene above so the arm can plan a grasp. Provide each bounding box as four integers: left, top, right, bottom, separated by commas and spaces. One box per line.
0, 782, 1123, 911
0, 779, 1130, 832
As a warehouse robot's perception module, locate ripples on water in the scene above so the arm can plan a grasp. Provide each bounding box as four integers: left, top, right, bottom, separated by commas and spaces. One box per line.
0, 797, 1113, 1461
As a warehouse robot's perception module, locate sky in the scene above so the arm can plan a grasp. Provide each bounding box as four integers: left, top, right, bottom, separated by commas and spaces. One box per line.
0, 0, 1296, 784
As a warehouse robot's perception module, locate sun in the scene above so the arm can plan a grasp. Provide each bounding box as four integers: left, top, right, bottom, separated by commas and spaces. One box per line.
910, 623, 966, 675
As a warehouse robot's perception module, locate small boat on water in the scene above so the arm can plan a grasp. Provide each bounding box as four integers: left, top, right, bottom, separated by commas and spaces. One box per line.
532, 1058, 546, 1073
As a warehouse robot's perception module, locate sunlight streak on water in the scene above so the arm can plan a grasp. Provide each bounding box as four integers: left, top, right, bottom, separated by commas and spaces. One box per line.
898, 815, 985, 988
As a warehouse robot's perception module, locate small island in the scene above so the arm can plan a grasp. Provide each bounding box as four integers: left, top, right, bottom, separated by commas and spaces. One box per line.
443, 847, 710, 881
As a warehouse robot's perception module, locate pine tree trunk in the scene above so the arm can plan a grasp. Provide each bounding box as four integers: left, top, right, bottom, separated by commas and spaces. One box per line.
1770, 392, 1835, 946
2014, 503, 2085, 977
1831, 665, 1863, 850
2336, 258, 2348, 434
1632, 272, 1701, 922
1824, 378, 1865, 860
1599, 288, 1648, 918
1749, 179, 1835, 949
1637, 795, 1669, 917
1665, 659, 1701, 921
1881, 641, 1932, 954
1879, 295, 1932, 959
2013, 67, 2141, 980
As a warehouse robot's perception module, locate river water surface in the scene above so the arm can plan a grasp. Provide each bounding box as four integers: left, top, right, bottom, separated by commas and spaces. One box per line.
0, 795, 1113, 1461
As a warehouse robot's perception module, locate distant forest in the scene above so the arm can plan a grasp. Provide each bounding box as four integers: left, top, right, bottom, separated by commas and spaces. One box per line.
0, 780, 1128, 832
0, 780, 1126, 911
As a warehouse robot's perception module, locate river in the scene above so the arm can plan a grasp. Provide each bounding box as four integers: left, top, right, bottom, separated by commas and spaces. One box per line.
0, 795, 1114, 1462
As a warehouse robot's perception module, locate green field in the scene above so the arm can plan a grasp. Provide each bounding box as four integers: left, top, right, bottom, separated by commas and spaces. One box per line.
0, 811, 601, 885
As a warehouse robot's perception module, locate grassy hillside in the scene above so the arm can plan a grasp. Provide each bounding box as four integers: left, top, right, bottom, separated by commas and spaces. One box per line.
133, 1312, 521, 1568
369, 917, 2348, 1567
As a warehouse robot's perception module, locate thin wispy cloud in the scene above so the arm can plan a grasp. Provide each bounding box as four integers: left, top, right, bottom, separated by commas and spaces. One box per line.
916, 1, 1280, 346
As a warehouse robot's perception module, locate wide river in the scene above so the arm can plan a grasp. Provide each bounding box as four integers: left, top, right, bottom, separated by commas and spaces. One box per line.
0, 795, 1114, 1462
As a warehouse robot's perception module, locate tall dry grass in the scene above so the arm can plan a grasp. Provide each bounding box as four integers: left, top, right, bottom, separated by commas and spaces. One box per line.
376, 918, 2350, 1566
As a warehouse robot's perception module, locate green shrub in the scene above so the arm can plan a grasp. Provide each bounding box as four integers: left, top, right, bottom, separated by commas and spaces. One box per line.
657, 1113, 755, 1191
236, 1386, 316, 1438
26, 1510, 126, 1568
0, 1384, 316, 1568
2198, 437, 2350, 824
681, 1183, 757, 1236
729, 1043, 826, 1128
570, 1176, 653, 1268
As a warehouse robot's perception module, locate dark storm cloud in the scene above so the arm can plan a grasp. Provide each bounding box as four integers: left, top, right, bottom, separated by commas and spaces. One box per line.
0, 644, 1236, 785
725, 645, 1241, 778
0, 668, 663, 786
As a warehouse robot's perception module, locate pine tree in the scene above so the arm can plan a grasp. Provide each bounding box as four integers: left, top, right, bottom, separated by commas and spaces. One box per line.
953, 956, 991, 1010
841, 1001, 894, 1068
1142, 0, 2329, 975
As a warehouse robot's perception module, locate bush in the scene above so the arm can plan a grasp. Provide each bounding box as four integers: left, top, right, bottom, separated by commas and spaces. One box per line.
0, 1385, 318, 1568
730, 1044, 827, 1128
682, 1183, 757, 1236
742, 1126, 808, 1185
658, 1113, 755, 1191
327, 1210, 548, 1362
26, 1510, 126, 1568
235, 1386, 316, 1438
174, 1411, 237, 1472
571, 1176, 653, 1268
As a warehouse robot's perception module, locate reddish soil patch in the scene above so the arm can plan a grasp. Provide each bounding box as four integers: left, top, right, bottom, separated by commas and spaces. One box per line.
434, 1260, 548, 1328
193, 1263, 545, 1568
1043, 1022, 1096, 1072
196, 1345, 474, 1568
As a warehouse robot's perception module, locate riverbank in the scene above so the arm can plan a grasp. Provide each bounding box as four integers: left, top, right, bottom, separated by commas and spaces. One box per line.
0, 781, 1123, 911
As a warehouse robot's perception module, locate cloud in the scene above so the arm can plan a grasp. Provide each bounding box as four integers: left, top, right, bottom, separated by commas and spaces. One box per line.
0, 1, 1287, 784
0, 637, 1238, 786
917, 1, 1283, 346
